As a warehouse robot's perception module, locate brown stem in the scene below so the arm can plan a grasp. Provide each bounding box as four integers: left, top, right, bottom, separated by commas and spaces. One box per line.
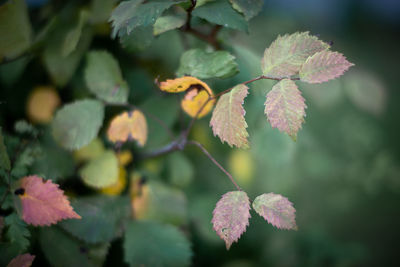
187, 140, 242, 191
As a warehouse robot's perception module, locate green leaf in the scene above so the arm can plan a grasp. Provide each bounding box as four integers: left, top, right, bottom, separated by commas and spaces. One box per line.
120, 26, 155, 52
62, 10, 90, 57
135, 180, 188, 225
0, 0, 31, 61
193, 0, 248, 32
52, 99, 104, 150
84, 50, 129, 103
176, 48, 239, 79
14, 120, 38, 137
39, 227, 109, 267
11, 144, 42, 178
167, 152, 194, 187
154, 15, 186, 35
4, 213, 30, 253
0, 127, 10, 171
124, 221, 192, 267
110, 0, 183, 38
60, 196, 130, 244
229, 0, 263, 20
261, 32, 329, 78
89, 0, 115, 24
80, 150, 119, 188
43, 24, 92, 87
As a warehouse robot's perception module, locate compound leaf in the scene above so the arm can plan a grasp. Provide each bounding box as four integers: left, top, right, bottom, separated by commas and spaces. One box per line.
264, 79, 306, 141
107, 110, 147, 146
212, 191, 251, 250
4, 213, 30, 252
80, 150, 119, 188
252, 193, 297, 230
124, 221, 192, 267
193, 0, 248, 32
299, 50, 354, 84
261, 32, 329, 78
6, 253, 35, 267
85, 50, 129, 104
176, 48, 238, 79
210, 84, 249, 148
18, 175, 81, 226
52, 99, 104, 150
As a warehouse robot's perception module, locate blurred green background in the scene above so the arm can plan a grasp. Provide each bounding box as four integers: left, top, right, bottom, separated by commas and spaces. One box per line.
1, 0, 400, 266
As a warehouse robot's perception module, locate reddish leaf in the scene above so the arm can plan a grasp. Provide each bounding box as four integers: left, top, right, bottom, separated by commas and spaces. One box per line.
261, 32, 329, 78
300, 51, 354, 84
6, 253, 35, 267
19, 176, 81, 226
252, 193, 297, 230
264, 79, 306, 141
212, 191, 251, 250
210, 84, 249, 148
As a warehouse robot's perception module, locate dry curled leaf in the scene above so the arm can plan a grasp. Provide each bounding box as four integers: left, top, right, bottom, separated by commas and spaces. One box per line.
159, 76, 211, 93
18, 176, 81, 226
107, 110, 147, 146
181, 87, 215, 118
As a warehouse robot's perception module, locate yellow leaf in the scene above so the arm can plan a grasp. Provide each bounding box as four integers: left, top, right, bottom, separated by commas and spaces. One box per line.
130, 172, 149, 219
228, 150, 254, 186
100, 167, 127, 196
159, 76, 211, 93
73, 138, 105, 162
117, 150, 133, 166
181, 88, 215, 118
26, 86, 61, 124
107, 110, 147, 146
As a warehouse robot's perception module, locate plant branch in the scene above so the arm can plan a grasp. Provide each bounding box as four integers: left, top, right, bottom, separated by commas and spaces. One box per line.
187, 140, 242, 191
182, 0, 221, 50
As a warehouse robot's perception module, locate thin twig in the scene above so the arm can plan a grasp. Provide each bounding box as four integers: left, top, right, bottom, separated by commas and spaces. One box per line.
187, 140, 242, 191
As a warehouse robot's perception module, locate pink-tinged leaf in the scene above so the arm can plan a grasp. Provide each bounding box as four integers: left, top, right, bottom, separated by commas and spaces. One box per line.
300, 51, 354, 84
252, 193, 297, 230
6, 253, 35, 267
261, 32, 329, 78
210, 84, 249, 148
19, 176, 81, 226
264, 79, 307, 141
212, 191, 251, 250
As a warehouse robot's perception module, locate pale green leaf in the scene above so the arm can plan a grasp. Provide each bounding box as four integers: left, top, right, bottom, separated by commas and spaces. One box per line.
80, 150, 119, 188
264, 79, 306, 141
261, 32, 329, 78
84, 50, 129, 103
154, 15, 186, 35
0, 0, 31, 61
210, 84, 249, 148
229, 0, 263, 20
176, 48, 239, 79
62, 10, 89, 57
167, 152, 194, 187
124, 221, 192, 267
43, 25, 92, 87
39, 227, 109, 267
193, 0, 248, 32
52, 99, 104, 150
